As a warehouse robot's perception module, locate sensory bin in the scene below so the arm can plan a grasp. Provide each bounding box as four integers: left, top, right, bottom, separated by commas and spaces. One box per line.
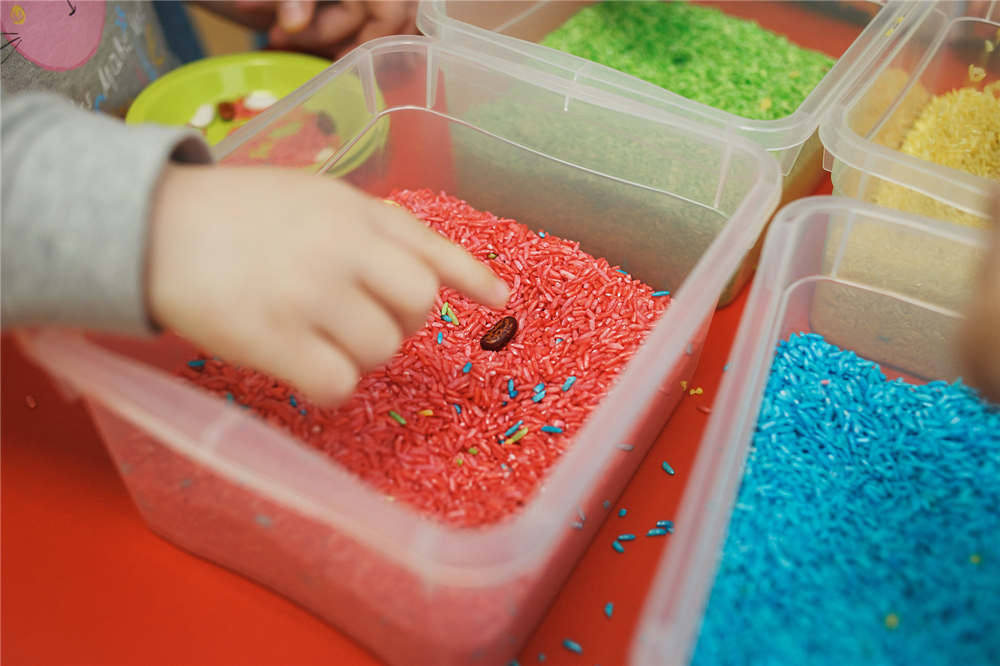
692, 333, 1000, 666
825, 10, 999, 228
178, 189, 670, 527
421, 0, 898, 306
22, 37, 781, 666
540, 1, 835, 121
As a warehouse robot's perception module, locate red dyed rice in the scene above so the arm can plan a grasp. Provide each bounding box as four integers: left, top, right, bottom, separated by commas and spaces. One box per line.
179, 189, 669, 527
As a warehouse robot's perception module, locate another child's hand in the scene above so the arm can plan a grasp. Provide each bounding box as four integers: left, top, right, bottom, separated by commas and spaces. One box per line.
266, 0, 418, 59
147, 165, 509, 404
959, 191, 1000, 404
210, 1, 418, 60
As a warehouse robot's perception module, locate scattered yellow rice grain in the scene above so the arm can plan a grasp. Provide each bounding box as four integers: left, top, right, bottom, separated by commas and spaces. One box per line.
969, 64, 986, 82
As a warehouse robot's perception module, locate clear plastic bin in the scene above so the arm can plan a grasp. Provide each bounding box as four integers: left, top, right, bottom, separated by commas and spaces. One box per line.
630, 196, 987, 665
17, 37, 780, 666
416, 0, 930, 304
821, 3, 999, 227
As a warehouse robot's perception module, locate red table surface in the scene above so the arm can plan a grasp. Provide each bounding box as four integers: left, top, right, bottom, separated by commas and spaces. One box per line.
2, 4, 853, 662
1, 186, 834, 666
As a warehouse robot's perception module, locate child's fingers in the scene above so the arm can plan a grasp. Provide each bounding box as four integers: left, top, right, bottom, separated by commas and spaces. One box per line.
275, 331, 361, 405
313, 288, 404, 372
269, 2, 365, 49
358, 240, 441, 334
369, 205, 510, 310
276, 0, 316, 33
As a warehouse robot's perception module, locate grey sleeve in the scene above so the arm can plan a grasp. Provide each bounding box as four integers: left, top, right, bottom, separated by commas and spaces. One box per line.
1, 91, 212, 335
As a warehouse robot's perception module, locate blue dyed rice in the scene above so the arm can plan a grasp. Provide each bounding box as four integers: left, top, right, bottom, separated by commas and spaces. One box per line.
562, 638, 583, 654
692, 333, 1000, 666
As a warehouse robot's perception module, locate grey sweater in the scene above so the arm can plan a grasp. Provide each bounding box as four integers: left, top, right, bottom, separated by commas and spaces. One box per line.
1, 92, 211, 334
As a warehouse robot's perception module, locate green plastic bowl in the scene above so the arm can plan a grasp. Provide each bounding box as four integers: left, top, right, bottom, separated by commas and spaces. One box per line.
127, 52, 387, 177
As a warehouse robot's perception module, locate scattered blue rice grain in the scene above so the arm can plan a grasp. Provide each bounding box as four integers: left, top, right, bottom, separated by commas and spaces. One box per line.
501, 401, 508, 407
538, 230, 546, 237
612, 540, 625, 553
187, 359, 206, 369
619, 508, 627, 517
652, 290, 670, 297
534, 382, 546, 393
508, 378, 518, 398
618, 533, 637, 541
555, 338, 564, 344
508, 660, 519, 666
532, 391, 546, 403
453, 404, 462, 414
662, 461, 676, 476
437, 331, 443, 345
562, 638, 584, 654
504, 420, 525, 438
647, 528, 669, 537
442, 313, 453, 323
289, 395, 298, 407
300, 409, 307, 416
723, 362, 731, 371
656, 520, 674, 532
541, 425, 563, 433
692, 332, 1000, 666
616, 269, 628, 274
538, 653, 546, 662
604, 602, 614, 618
225, 392, 234, 403
462, 361, 472, 374
562, 376, 577, 391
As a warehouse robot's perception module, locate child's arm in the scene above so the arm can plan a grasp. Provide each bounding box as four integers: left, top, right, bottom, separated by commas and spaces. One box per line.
959, 191, 1000, 404
2, 92, 508, 404
1, 91, 213, 334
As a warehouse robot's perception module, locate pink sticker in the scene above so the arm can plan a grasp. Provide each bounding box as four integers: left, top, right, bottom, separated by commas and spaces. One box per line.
1, 0, 105, 71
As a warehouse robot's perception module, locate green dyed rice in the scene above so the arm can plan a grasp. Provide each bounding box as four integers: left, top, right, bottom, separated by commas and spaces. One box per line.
541, 1, 834, 120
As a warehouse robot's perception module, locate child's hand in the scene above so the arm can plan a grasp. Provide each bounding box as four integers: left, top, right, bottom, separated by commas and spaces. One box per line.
208, 1, 418, 60
147, 165, 508, 404
959, 191, 1000, 404
266, 1, 418, 59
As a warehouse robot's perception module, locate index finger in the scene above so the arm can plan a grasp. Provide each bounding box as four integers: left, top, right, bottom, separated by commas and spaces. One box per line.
370, 200, 510, 310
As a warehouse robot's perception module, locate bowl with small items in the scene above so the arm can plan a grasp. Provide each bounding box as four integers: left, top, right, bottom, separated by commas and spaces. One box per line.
126, 51, 386, 177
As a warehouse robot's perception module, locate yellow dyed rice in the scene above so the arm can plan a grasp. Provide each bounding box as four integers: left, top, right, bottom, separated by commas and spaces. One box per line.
873, 80, 1000, 228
